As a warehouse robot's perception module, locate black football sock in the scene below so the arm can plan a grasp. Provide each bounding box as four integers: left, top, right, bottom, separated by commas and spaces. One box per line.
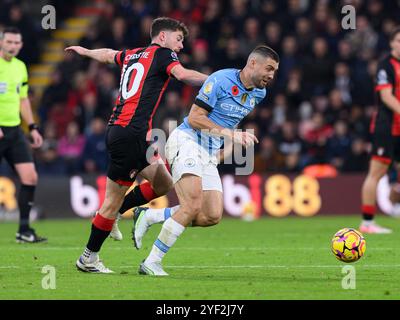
86, 213, 115, 252
18, 185, 35, 233
119, 185, 148, 213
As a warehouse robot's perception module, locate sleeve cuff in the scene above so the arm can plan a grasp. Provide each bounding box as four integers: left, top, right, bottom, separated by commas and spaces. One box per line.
375, 84, 393, 91
166, 61, 180, 76
195, 98, 213, 112
114, 50, 126, 66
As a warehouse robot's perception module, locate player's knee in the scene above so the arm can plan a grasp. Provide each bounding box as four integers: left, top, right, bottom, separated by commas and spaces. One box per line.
101, 197, 124, 217
191, 203, 202, 216
181, 199, 202, 217
205, 207, 223, 225
368, 169, 386, 181
20, 170, 38, 185
204, 214, 222, 226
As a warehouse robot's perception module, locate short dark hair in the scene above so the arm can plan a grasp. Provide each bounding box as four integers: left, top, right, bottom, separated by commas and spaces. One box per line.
0, 26, 22, 39
251, 45, 280, 63
390, 26, 400, 42
150, 17, 189, 39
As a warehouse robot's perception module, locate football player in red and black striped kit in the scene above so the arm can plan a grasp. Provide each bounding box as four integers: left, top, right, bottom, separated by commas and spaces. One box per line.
360, 27, 400, 234
66, 17, 208, 273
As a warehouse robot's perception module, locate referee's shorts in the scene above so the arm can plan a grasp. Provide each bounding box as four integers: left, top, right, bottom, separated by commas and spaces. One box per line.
0, 126, 33, 165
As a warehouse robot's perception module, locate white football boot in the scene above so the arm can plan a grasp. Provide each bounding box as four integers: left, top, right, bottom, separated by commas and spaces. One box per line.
138, 260, 168, 276
76, 255, 114, 273
132, 207, 150, 249
110, 214, 123, 241
359, 221, 392, 234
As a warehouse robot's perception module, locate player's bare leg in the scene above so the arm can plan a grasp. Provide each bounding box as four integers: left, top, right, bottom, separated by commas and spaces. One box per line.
139, 158, 174, 196
139, 174, 202, 276
192, 190, 223, 227
110, 158, 173, 241
76, 178, 130, 273
387, 163, 400, 216
132, 190, 222, 249
360, 159, 392, 234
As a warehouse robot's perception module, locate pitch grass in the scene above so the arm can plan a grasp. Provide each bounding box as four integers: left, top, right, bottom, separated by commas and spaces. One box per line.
0, 216, 399, 300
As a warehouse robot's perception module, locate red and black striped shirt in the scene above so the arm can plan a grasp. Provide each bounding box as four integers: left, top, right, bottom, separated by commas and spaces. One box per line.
109, 43, 180, 135
371, 55, 400, 136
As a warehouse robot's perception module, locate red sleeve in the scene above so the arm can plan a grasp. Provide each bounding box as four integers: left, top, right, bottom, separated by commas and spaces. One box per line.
166, 61, 181, 76
114, 50, 126, 66
375, 84, 393, 92
156, 48, 181, 76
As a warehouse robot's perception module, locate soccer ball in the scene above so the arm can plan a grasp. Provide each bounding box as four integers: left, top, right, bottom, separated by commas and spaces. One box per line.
331, 228, 366, 263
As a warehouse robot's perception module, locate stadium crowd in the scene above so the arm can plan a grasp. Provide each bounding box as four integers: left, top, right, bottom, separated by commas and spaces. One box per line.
1, 0, 400, 175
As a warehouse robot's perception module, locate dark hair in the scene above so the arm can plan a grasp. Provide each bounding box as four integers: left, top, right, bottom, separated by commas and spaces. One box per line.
2, 26, 21, 36
251, 45, 280, 63
390, 26, 400, 42
150, 17, 189, 39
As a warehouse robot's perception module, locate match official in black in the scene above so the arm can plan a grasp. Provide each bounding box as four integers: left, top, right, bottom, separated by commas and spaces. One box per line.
0, 27, 46, 243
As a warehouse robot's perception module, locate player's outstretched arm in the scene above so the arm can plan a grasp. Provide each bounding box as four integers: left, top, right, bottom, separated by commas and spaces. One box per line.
64, 46, 118, 64
170, 64, 208, 86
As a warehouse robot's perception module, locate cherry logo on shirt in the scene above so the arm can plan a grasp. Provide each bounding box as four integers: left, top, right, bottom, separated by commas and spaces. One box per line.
232, 85, 239, 96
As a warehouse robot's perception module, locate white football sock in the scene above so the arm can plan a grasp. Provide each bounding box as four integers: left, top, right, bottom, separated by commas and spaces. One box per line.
146, 217, 185, 264
146, 205, 180, 225
362, 220, 374, 226
82, 247, 98, 263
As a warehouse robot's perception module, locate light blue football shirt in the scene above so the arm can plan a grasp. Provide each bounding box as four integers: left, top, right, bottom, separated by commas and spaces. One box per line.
177, 68, 267, 155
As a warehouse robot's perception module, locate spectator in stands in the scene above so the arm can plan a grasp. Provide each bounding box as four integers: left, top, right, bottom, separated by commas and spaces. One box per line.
153, 91, 186, 132
302, 37, 334, 95
218, 37, 246, 69
326, 120, 352, 170
254, 137, 285, 173
324, 89, 350, 125
36, 122, 65, 175
239, 17, 263, 57
302, 112, 333, 165
38, 70, 69, 124
263, 21, 282, 53
346, 15, 378, 58
277, 35, 299, 90
57, 121, 86, 175
277, 121, 303, 171
82, 118, 108, 174
342, 138, 369, 172
294, 17, 314, 55
333, 62, 352, 105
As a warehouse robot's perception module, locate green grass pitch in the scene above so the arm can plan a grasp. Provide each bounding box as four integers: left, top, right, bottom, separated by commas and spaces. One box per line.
0, 216, 399, 300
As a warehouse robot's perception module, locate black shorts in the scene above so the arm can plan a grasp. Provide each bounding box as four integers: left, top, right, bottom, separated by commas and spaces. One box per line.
106, 125, 158, 186
371, 130, 400, 165
0, 126, 33, 165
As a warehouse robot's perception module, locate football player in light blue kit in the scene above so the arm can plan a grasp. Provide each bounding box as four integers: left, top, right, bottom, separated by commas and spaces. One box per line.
134, 46, 279, 275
